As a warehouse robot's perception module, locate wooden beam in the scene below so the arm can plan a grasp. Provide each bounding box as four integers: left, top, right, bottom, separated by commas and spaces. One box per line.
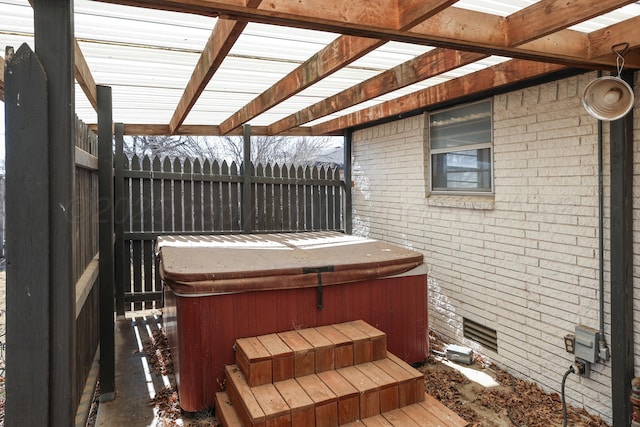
310, 59, 567, 135
5, 42, 51, 427
74, 41, 98, 111
86, 123, 331, 136
218, 0, 452, 135
589, 15, 640, 59
505, 0, 637, 46
168, 12, 259, 133
98, 85, 115, 401
97, 0, 636, 69
218, 36, 384, 134
0, 55, 4, 101
269, 49, 486, 134
395, 0, 458, 30
33, 1, 77, 425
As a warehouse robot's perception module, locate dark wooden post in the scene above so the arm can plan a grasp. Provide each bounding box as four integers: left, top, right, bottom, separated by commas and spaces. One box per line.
343, 129, 353, 234
610, 69, 634, 427
4, 43, 51, 427
98, 85, 116, 400
114, 123, 126, 315
33, 1, 77, 424
242, 124, 253, 233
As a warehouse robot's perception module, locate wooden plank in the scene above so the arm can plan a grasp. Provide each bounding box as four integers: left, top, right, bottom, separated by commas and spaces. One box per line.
386, 353, 425, 403
347, 320, 387, 361
236, 337, 273, 387
211, 160, 223, 231
268, 49, 485, 134
304, 166, 313, 230
317, 370, 359, 425
273, 379, 315, 426
193, 158, 204, 231
278, 330, 315, 378
113, 123, 126, 315
311, 167, 321, 229
359, 415, 394, 426
242, 125, 253, 232
33, 2, 78, 423
506, 0, 637, 47
5, 43, 50, 427
123, 155, 132, 311
337, 366, 380, 419
356, 362, 398, 413
225, 365, 266, 427
219, 35, 384, 135
221, 161, 232, 230
311, 59, 566, 135
316, 325, 353, 369
183, 158, 194, 232
296, 374, 338, 427
142, 156, 153, 310
296, 327, 335, 373
257, 334, 294, 383
215, 391, 244, 427
382, 408, 420, 426
396, 0, 457, 29
131, 155, 143, 311
169, 14, 258, 133
203, 160, 213, 230
343, 132, 352, 233
172, 158, 184, 232
419, 393, 469, 426
73, 40, 97, 111
373, 358, 417, 407
252, 384, 291, 426
333, 321, 372, 365
98, 85, 115, 400
264, 164, 274, 231
272, 164, 283, 231
75, 255, 99, 319
75, 146, 99, 171
255, 163, 266, 231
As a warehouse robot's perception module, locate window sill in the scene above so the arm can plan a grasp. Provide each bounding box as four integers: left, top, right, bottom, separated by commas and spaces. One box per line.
426, 194, 494, 210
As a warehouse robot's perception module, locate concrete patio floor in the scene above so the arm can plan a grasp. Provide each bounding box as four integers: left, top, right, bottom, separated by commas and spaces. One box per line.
94, 311, 175, 427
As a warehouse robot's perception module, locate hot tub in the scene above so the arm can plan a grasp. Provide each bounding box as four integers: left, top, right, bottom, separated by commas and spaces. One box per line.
158, 231, 428, 412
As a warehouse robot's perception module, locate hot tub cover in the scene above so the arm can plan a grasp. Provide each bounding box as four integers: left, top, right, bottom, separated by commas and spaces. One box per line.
158, 232, 423, 295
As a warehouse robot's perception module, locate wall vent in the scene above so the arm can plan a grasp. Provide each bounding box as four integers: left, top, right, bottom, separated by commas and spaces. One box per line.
463, 318, 498, 352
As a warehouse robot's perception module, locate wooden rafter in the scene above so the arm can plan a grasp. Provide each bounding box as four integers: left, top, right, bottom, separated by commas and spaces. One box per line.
74, 41, 98, 111
310, 59, 568, 135
86, 123, 329, 136
505, 0, 638, 46
216, 0, 457, 135
168, 0, 263, 134
98, 0, 639, 68
268, 49, 487, 135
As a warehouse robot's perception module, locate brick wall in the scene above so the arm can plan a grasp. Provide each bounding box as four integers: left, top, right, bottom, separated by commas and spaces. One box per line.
351, 71, 640, 423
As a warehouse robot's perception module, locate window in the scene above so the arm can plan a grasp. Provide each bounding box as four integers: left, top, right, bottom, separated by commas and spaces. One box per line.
428, 100, 493, 193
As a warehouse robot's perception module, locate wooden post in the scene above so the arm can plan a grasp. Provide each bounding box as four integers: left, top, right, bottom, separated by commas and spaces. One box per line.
242, 124, 253, 233
98, 85, 116, 401
5, 43, 51, 427
114, 123, 126, 315
33, 1, 77, 424
610, 69, 634, 427
343, 130, 353, 234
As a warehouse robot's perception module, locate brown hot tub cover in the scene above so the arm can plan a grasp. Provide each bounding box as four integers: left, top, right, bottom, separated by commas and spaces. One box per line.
158, 231, 423, 296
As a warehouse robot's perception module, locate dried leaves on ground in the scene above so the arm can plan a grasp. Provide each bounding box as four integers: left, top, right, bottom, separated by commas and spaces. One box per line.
421, 331, 610, 427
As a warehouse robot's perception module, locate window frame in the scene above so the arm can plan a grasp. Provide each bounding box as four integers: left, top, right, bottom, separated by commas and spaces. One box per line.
427, 99, 494, 195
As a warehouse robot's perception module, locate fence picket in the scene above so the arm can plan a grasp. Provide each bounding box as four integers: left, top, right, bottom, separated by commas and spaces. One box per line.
281, 165, 290, 230
131, 155, 143, 311
311, 166, 321, 229
304, 166, 312, 231
183, 159, 193, 232
272, 164, 282, 231
319, 167, 327, 230
173, 158, 183, 232
163, 157, 173, 232
212, 160, 222, 231
230, 162, 241, 231
203, 159, 213, 231
193, 158, 203, 231
142, 156, 153, 310
256, 163, 265, 231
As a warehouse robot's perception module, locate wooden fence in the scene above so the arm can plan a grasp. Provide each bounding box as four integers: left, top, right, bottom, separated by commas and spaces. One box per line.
73, 117, 101, 424
117, 154, 345, 312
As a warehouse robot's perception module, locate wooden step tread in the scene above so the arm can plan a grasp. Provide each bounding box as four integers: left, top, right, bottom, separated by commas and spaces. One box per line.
236, 320, 388, 386
341, 393, 469, 427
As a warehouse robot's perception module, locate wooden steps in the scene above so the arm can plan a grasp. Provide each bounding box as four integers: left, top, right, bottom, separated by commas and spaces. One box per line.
217, 320, 467, 427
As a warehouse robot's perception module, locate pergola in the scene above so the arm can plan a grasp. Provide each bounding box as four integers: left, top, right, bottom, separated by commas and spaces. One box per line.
1, 1, 640, 426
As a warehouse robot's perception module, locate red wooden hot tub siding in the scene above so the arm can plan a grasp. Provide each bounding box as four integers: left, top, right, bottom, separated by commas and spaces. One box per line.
163, 273, 428, 412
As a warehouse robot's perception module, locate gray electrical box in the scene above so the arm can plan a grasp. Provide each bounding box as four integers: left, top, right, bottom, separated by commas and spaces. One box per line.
574, 324, 600, 363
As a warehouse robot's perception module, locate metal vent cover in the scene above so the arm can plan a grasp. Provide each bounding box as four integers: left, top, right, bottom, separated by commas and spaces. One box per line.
463, 318, 498, 352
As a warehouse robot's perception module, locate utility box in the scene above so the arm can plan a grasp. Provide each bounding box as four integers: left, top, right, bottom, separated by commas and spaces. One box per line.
574, 324, 600, 363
